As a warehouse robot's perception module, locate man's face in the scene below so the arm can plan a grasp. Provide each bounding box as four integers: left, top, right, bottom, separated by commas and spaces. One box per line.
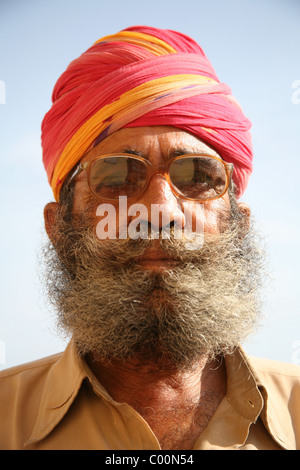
73, 126, 232, 257
43, 126, 263, 369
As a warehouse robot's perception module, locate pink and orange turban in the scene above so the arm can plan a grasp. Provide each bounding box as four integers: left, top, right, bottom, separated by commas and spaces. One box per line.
42, 25, 253, 201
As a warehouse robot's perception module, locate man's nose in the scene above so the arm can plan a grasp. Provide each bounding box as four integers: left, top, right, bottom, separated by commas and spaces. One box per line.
137, 175, 186, 233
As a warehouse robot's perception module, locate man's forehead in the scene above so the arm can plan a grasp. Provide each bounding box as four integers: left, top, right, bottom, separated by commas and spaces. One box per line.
80, 126, 220, 163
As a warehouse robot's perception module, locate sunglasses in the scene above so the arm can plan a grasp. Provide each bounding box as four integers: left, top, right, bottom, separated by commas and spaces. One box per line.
70, 153, 234, 202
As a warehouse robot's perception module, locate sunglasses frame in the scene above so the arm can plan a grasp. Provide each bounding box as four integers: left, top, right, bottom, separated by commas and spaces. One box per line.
70, 153, 234, 203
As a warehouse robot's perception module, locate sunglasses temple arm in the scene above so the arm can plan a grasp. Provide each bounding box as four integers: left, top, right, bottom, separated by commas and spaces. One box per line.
68, 162, 89, 184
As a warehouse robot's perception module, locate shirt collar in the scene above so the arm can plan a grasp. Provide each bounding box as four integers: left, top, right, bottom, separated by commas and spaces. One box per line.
243, 350, 296, 450
25, 341, 87, 447
25, 341, 294, 449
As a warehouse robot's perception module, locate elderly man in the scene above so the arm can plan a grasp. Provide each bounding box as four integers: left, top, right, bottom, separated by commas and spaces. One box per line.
0, 26, 299, 451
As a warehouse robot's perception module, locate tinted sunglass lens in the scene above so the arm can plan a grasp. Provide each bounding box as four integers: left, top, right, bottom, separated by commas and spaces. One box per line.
169, 157, 227, 199
90, 156, 148, 199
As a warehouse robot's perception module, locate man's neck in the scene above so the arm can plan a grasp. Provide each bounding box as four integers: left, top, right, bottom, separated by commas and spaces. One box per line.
87, 353, 227, 450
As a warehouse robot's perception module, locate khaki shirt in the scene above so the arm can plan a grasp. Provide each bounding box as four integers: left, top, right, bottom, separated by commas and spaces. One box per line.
0, 341, 300, 450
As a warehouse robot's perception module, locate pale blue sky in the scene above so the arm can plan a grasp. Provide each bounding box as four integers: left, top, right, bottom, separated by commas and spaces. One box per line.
0, 0, 300, 368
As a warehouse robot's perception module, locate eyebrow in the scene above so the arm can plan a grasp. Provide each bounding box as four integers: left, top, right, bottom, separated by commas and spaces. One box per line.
122, 147, 218, 160
169, 148, 203, 158
122, 148, 145, 158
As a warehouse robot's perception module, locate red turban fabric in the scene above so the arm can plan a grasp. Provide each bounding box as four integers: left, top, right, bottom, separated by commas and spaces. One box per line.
42, 25, 253, 201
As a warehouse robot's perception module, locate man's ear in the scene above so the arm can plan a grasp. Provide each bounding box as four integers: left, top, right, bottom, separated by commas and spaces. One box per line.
44, 202, 60, 246
237, 202, 251, 232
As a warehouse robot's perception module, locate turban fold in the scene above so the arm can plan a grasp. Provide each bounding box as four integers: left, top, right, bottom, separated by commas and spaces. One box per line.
42, 26, 253, 201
